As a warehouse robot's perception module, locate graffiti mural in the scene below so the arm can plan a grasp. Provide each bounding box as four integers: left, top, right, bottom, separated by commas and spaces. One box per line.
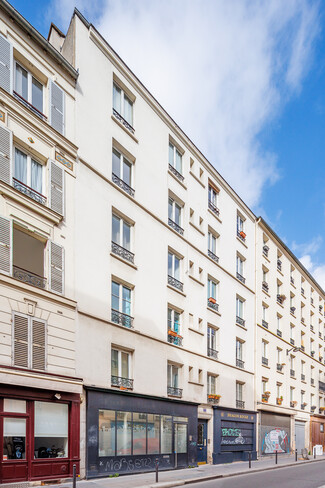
261, 428, 289, 454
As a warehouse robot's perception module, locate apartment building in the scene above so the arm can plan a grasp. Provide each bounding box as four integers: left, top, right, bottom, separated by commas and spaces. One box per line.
0, 1, 81, 484
256, 218, 325, 456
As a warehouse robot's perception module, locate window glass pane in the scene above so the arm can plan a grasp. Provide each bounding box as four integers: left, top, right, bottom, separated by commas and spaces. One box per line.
174, 203, 181, 225
168, 308, 172, 330
122, 286, 131, 315
169, 143, 174, 166
31, 159, 42, 193
123, 94, 133, 126
168, 199, 173, 220
116, 411, 132, 455
133, 413, 146, 455
112, 215, 120, 244
99, 410, 115, 457
161, 416, 172, 454
168, 252, 173, 276
175, 150, 182, 173
174, 256, 180, 280
15, 148, 27, 184
32, 77, 43, 113
111, 281, 120, 311
121, 351, 129, 378
174, 311, 180, 334
34, 402, 68, 458
122, 158, 131, 186
111, 349, 119, 376
15, 64, 28, 100
113, 84, 121, 113
172, 366, 178, 387
175, 424, 187, 454
112, 149, 121, 177
147, 414, 160, 454
122, 221, 130, 250
3, 399, 26, 413
3, 418, 26, 460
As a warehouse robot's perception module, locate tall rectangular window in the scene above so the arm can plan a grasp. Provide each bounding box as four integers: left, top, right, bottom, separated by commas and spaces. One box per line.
208, 278, 218, 301
15, 62, 43, 114
236, 297, 244, 319
168, 308, 180, 334
34, 402, 68, 458
14, 147, 43, 195
99, 409, 115, 457
168, 197, 182, 227
116, 411, 132, 456
113, 82, 133, 126
208, 232, 217, 255
236, 255, 244, 276
167, 364, 179, 388
236, 340, 243, 360
13, 313, 46, 371
111, 348, 130, 379
208, 374, 217, 395
236, 382, 243, 401
112, 148, 132, 189
168, 252, 181, 281
111, 281, 133, 328
207, 326, 217, 352
112, 214, 131, 250
169, 142, 182, 174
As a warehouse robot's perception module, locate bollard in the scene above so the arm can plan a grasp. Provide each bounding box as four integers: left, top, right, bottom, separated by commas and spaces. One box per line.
248, 451, 252, 469
275, 450, 278, 465
295, 449, 297, 462
314, 447, 316, 459
73, 464, 76, 488
155, 458, 159, 483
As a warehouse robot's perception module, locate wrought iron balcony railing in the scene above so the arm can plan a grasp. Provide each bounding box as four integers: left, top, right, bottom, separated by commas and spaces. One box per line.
290, 276, 295, 285
208, 394, 220, 404
208, 249, 219, 263
13, 265, 46, 289
290, 338, 295, 345
208, 347, 218, 359
111, 375, 134, 390
168, 275, 184, 292
300, 345, 305, 351
277, 294, 284, 304
208, 200, 220, 217
277, 259, 282, 271
277, 329, 282, 337
13, 178, 47, 206
111, 241, 134, 263
319, 332, 322, 339
310, 325, 314, 332
262, 357, 268, 366
301, 287, 305, 295
167, 331, 183, 347
276, 363, 283, 372
236, 359, 245, 369
168, 218, 184, 235
111, 309, 134, 328
319, 380, 325, 392
207, 299, 219, 312
311, 297, 314, 305
112, 173, 135, 197
236, 272, 245, 284
167, 386, 182, 398
237, 230, 246, 242
311, 378, 315, 385
262, 281, 269, 293
168, 163, 184, 182
113, 108, 135, 134
301, 404, 306, 410
290, 307, 296, 315
263, 245, 269, 257
236, 400, 245, 409
262, 320, 268, 329
236, 316, 245, 327
301, 374, 305, 381
13, 90, 47, 120
290, 369, 295, 377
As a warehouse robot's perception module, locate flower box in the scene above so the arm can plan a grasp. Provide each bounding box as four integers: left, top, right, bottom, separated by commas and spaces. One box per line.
240, 231, 246, 238
276, 397, 283, 405
208, 394, 221, 400
262, 395, 269, 403
208, 297, 216, 304
319, 407, 325, 411
168, 329, 178, 337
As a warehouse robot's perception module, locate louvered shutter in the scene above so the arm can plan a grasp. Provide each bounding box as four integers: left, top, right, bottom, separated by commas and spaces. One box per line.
0, 216, 11, 275
32, 319, 46, 370
50, 242, 64, 294
0, 125, 12, 185
13, 314, 29, 368
50, 81, 65, 134
0, 34, 12, 93
50, 160, 64, 215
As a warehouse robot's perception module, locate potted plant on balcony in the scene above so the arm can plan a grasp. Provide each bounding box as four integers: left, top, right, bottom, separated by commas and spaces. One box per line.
262, 392, 270, 403
208, 394, 221, 400
303, 402, 308, 407
276, 396, 283, 405
168, 329, 178, 337
208, 297, 216, 304
240, 231, 246, 239
320, 407, 325, 411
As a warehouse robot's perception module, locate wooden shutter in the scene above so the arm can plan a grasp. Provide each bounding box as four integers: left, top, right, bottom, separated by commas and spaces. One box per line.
13, 313, 29, 368
50, 242, 64, 294
0, 216, 11, 275
32, 319, 46, 370
0, 34, 12, 93
50, 160, 64, 215
0, 125, 12, 185
50, 81, 65, 134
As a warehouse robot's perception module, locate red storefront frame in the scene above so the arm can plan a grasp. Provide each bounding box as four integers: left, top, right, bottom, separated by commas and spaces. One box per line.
0, 384, 80, 483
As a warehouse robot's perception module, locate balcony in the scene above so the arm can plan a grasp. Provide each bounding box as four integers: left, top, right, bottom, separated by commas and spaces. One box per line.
208, 348, 218, 359
168, 163, 184, 182
276, 363, 283, 372
290, 401, 297, 408
311, 378, 315, 386
311, 351, 315, 357
111, 309, 134, 328
262, 281, 269, 293
277, 294, 285, 305
13, 266, 46, 289
168, 218, 184, 235
290, 307, 296, 315
236, 359, 245, 369
111, 241, 134, 263
262, 357, 269, 366
301, 374, 305, 381
236, 316, 245, 327
13, 178, 47, 206
207, 298, 219, 312
277, 329, 282, 337
13, 90, 47, 121
208, 199, 220, 217
301, 317, 305, 324
111, 375, 134, 390
262, 393, 270, 403
236, 272, 246, 284
301, 403, 306, 410
290, 369, 295, 378
290, 276, 295, 285
319, 332, 322, 339
311, 297, 314, 305
13, 227, 46, 290
290, 338, 295, 345
237, 230, 246, 242
262, 320, 268, 329
207, 394, 220, 404
310, 325, 314, 332
277, 259, 282, 271
236, 400, 245, 409
167, 330, 183, 347
301, 287, 305, 295
208, 249, 219, 263
319, 381, 325, 392
113, 108, 135, 134
167, 386, 182, 398
263, 245, 269, 257
168, 275, 184, 292
311, 405, 316, 412
112, 172, 135, 197
301, 345, 305, 352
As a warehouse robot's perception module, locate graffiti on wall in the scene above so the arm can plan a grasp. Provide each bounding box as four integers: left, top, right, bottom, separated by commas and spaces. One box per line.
261, 428, 289, 454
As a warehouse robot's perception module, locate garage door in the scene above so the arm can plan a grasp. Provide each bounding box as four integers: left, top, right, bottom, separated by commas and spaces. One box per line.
295, 421, 306, 455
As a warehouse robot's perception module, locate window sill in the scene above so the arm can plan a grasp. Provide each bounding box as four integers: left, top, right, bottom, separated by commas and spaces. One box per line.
189, 275, 204, 287
111, 114, 139, 143
236, 236, 248, 248
262, 364, 270, 369
189, 221, 205, 236
110, 252, 138, 270
262, 254, 270, 264
189, 170, 205, 189
290, 313, 296, 318
276, 370, 284, 375
208, 207, 222, 224
206, 306, 221, 317
277, 269, 284, 277
188, 327, 204, 336
262, 290, 271, 298
167, 284, 186, 297
277, 302, 284, 309
188, 380, 204, 387
236, 323, 247, 331
168, 169, 187, 190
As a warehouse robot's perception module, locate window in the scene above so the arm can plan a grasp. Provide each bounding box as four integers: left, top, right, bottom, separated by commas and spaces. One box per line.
208, 278, 218, 301
15, 62, 43, 114
112, 148, 134, 196
262, 379, 268, 394
111, 281, 133, 327
167, 364, 181, 396
207, 326, 218, 357
112, 214, 131, 250
168, 252, 181, 281
113, 82, 133, 127
34, 402, 68, 458
207, 374, 217, 395
236, 255, 245, 282
168, 197, 183, 233
13, 313, 46, 371
237, 214, 245, 240
167, 308, 182, 346
276, 383, 281, 398
169, 142, 182, 174
236, 339, 244, 368
290, 387, 295, 402
277, 315, 282, 331
236, 297, 245, 326
208, 184, 219, 216
14, 147, 43, 197
208, 231, 218, 262
111, 348, 131, 380
262, 340, 268, 359
277, 348, 282, 365
236, 382, 243, 401
3, 418, 26, 459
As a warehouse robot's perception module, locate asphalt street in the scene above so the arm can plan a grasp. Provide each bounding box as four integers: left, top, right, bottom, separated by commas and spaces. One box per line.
187, 461, 325, 487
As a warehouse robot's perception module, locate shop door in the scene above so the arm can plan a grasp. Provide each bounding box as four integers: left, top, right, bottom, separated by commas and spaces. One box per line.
197, 420, 207, 464
295, 420, 305, 456
1, 416, 29, 483
174, 423, 188, 468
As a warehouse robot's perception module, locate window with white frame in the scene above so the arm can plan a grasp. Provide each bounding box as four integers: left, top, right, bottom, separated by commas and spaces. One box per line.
276, 383, 282, 398
113, 82, 133, 127
111, 348, 131, 379
208, 184, 219, 216
207, 326, 217, 354
168, 252, 181, 281
277, 348, 282, 364
277, 315, 282, 331
236, 339, 243, 361
169, 142, 182, 174
236, 254, 244, 279
262, 305, 267, 322
262, 340, 268, 359
14, 147, 43, 196
111, 281, 132, 327
208, 231, 218, 260
15, 62, 43, 113
301, 390, 305, 405
168, 308, 181, 334
237, 214, 244, 233
167, 363, 179, 388
236, 297, 244, 320
207, 278, 218, 302
168, 197, 182, 227
112, 148, 133, 191
112, 214, 131, 251
207, 374, 217, 395
236, 382, 243, 401
262, 379, 268, 394
290, 387, 295, 402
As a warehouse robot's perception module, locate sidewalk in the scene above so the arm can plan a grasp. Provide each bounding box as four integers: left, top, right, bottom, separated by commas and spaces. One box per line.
46, 453, 325, 488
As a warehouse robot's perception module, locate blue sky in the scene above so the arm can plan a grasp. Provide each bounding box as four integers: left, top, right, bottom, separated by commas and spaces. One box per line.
9, 0, 325, 285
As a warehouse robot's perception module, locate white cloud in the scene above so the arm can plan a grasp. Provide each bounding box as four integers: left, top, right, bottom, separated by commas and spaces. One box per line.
300, 254, 325, 290
292, 235, 323, 255
48, 0, 320, 208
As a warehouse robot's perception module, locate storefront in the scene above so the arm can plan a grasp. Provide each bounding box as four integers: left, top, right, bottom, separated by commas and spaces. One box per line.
86, 387, 198, 477
213, 407, 257, 464
310, 415, 325, 452
0, 384, 80, 484
259, 412, 290, 455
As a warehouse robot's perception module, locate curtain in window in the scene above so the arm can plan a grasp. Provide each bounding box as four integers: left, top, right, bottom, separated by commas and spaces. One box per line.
113, 84, 121, 113
14, 149, 27, 184
31, 159, 42, 193
15, 64, 28, 99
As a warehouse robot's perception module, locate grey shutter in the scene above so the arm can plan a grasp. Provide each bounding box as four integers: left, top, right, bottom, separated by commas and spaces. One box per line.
32, 319, 46, 370
0, 34, 12, 93
50, 242, 64, 294
13, 313, 29, 368
0, 216, 11, 275
0, 125, 12, 185
50, 160, 64, 215
50, 81, 65, 134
